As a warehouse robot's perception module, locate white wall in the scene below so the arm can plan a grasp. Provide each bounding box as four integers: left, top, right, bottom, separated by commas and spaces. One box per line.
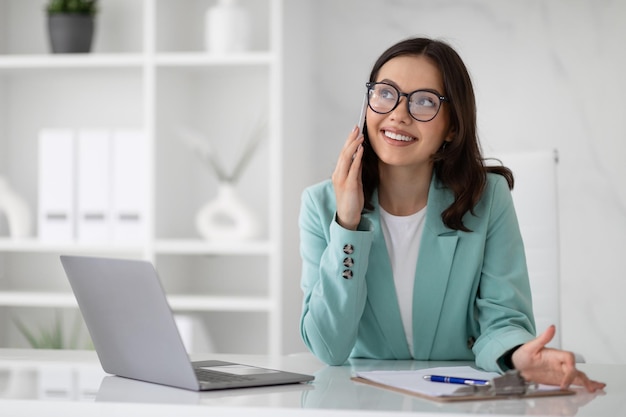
281, 0, 626, 364
281, 0, 316, 355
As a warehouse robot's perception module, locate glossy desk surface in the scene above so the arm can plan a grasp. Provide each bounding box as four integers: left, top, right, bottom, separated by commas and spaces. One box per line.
0, 349, 622, 417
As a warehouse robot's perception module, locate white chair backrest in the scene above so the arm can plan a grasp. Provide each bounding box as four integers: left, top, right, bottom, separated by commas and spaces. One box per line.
487, 150, 561, 348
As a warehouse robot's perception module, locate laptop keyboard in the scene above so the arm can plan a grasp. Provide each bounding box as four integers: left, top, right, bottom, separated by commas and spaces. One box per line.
195, 368, 256, 384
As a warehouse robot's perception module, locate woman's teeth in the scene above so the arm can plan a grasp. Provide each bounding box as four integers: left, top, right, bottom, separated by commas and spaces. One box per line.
384, 130, 414, 142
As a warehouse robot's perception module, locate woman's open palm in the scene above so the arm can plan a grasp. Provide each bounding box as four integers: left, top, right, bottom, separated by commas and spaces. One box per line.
512, 325, 606, 392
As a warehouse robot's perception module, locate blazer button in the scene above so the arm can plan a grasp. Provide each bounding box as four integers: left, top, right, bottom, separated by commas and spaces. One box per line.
343, 257, 354, 267
343, 244, 354, 255
342, 269, 353, 279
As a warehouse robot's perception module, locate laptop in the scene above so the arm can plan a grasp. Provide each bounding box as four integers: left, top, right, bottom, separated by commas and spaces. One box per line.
60, 255, 314, 391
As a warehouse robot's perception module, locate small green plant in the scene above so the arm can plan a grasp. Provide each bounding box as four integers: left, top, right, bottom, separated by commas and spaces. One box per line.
46, 0, 98, 15
13, 312, 91, 350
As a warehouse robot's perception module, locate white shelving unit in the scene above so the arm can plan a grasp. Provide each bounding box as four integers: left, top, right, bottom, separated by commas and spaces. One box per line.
0, 0, 283, 356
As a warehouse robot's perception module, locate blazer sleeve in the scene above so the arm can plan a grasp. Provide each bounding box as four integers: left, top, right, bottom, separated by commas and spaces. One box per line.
298, 183, 374, 365
471, 175, 536, 372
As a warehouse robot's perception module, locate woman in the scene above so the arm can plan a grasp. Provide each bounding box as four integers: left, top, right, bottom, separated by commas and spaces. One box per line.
299, 37, 604, 392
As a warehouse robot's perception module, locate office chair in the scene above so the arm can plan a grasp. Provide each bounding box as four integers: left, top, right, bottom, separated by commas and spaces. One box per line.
488, 150, 583, 362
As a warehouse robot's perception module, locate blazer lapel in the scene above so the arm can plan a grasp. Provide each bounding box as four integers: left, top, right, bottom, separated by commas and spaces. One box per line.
362, 195, 411, 359
412, 177, 459, 359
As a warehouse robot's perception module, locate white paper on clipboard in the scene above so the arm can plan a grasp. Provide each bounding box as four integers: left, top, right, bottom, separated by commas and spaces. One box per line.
352, 366, 572, 402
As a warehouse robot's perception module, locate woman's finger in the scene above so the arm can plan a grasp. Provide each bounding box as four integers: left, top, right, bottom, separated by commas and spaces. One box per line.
572, 369, 606, 392
334, 127, 364, 180
347, 139, 364, 182
559, 362, 578, 389
525, 325, 556, 355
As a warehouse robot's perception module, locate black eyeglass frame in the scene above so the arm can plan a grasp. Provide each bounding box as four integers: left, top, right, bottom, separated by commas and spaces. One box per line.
365, 82, 450, 122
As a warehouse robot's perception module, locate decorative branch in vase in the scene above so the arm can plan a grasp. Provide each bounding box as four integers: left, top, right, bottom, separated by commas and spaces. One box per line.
178, 116, 267, 241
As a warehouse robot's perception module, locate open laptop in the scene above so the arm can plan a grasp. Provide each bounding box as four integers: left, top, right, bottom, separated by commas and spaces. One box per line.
60, 255, 314, 391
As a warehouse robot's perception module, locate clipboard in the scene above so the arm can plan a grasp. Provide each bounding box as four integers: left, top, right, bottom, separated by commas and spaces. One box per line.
351, 366, 575, 402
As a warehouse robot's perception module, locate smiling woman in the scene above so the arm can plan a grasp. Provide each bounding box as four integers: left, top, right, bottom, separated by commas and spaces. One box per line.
298, 37, 605, 393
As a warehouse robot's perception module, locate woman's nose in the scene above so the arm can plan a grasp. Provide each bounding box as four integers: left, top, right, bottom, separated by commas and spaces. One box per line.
388, 96, 412, 123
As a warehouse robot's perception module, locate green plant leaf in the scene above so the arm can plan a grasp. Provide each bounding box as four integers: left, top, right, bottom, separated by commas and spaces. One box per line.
13, 312, 79, 349
13, 318, 41, 348
47, 0, 98, 15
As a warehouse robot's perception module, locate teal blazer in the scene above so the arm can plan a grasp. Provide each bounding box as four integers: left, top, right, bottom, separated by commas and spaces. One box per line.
299, 173, 536, 372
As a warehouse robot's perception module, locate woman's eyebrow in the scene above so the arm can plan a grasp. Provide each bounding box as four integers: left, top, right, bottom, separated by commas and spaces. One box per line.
378, 78, 399, 87
379, 78, 443, 95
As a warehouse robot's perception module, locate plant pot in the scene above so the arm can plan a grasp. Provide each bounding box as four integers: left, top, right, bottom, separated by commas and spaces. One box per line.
47, 14, 94, 53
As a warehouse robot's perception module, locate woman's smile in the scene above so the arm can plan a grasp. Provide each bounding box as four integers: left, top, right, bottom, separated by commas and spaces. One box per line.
382, 129, 416, 143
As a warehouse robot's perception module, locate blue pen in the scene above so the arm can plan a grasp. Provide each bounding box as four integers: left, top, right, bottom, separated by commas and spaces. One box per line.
423, 375, 490, 386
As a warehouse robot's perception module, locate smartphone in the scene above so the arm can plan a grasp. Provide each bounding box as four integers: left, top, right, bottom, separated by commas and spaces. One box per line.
357, 92, 367, 132
352, 93, 368, 160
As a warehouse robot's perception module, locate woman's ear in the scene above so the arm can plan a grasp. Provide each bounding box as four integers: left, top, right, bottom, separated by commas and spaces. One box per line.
445, 125, 456, 142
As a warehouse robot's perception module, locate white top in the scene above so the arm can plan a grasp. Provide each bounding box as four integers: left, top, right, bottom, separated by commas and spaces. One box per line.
379, 205, 427, 355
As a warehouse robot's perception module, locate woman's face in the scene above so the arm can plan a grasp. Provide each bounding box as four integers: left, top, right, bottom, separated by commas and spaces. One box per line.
366, 54, 453, 171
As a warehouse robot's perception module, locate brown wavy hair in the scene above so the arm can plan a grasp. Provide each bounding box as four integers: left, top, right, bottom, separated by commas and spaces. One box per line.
361, 37, 513, 232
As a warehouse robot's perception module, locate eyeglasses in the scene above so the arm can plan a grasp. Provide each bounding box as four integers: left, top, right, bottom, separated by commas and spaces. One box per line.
366, 82, 449, 122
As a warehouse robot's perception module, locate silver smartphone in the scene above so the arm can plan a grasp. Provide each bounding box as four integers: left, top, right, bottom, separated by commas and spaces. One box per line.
352, 93, 368, 160
357, 92, 367, 131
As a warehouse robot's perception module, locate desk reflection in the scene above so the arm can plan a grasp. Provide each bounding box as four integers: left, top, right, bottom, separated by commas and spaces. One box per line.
0, 363, 103, 401
301, 358, 602, 415
0, 361, 313, 408
96, 374, 313, 407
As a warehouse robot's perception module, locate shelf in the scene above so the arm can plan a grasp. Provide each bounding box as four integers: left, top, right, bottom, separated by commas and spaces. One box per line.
0, 238, 274, 256
155, 52, 274, 67
154, 239, 274, 255
0, 291, 273, 312
0, 54, 145, 71
167, 295, 273, 312
0, 52, 273, 73
0, 292, 77, 308
0, 239, 145, 255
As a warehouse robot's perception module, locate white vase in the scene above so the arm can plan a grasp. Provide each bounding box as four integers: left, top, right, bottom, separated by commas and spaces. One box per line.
204, 0, 250, 54
0, 176, 33, 238
195, 182, 259, 241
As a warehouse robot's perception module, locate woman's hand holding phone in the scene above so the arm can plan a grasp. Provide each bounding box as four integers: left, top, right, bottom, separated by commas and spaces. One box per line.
332, 124, 365, 231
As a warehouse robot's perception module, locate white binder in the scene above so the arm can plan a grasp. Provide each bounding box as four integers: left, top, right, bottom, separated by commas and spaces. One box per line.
111, 129, 148, 243
38, 129, 75, 241
76, 129, 112, 242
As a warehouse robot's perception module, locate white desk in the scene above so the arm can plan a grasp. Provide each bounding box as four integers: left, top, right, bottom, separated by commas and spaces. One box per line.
0, 348, 622, 417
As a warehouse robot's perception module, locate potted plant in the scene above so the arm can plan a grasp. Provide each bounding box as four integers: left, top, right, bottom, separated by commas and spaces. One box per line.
13, 311, 91, 350
46, 0, 98, 54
